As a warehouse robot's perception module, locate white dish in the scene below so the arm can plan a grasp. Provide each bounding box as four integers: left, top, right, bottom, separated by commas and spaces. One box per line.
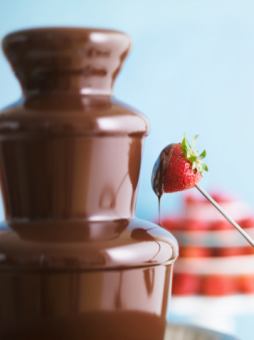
174, 254, 254, 274
172, 228, 254, 247
166, 323, 239, 340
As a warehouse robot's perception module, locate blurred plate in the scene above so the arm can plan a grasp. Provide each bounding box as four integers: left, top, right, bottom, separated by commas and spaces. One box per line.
166, 323, 239, 340
174, 255, 254, 275
172, 228, 254, 247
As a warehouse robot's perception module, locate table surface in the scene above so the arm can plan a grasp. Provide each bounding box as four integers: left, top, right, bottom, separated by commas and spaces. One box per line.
168, 295, 254, 340
166, 323, 239, 340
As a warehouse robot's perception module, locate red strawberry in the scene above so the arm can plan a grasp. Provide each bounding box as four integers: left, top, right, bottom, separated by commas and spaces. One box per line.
152, 135, 208, 195
184, 219, 208, 231
180, 246, 212, 258
173, 272, 200, 295
209, 220, 232, 231
238, 275, 254, 293
218, 247, 247, 257
202, 275, 236, 296
160, 218, 179, 231
239, 217, 254, 229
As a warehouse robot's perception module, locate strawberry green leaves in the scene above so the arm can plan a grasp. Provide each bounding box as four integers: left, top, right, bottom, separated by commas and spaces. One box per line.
181, 135, 208, 175
199, 149, 207, 159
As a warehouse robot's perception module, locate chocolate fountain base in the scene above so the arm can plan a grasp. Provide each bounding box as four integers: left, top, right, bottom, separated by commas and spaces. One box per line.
166, 323, 239, 340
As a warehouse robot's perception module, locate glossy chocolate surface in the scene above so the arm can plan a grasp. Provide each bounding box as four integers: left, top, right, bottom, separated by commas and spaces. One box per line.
0, 265, 173, 340
0, 218, 177, 270
0, 28, 178, 339
151, 144, 175, 198
3, 27, 131, 96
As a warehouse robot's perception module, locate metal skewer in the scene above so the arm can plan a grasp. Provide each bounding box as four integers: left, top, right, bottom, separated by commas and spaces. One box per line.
195, 184, 254, 247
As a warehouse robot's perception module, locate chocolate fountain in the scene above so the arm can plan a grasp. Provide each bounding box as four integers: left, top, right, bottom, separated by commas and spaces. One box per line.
0, 28, 178, 340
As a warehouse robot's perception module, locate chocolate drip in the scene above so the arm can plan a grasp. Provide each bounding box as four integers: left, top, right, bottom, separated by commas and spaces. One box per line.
151, 144, 175, 224
151, 144, 175, 199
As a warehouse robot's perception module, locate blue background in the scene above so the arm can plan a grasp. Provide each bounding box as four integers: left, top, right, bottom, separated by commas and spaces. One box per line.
0, 0, 254, 221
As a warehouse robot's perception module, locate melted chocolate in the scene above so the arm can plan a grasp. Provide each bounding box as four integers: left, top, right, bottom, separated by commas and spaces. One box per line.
151, 144, 176, 224
0, 28, 178, 339
151, 144, 175, 199
1, 311, 167, 340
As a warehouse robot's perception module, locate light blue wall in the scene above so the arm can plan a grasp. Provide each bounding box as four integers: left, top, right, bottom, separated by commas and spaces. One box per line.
1, 0, 254, 220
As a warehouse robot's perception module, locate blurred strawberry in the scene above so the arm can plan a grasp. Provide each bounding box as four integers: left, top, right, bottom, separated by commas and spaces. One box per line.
201, 275, 236, 296
180, 246, 212, 258
246, 247, 254, 255
210, 192, 233, 204
160, 218, 179, 231
184, 219, 208, 231
238, 275, 254, 293
218, 247, 247, 257
173, 273, 200, 296
239, 217, 254, 229
209, 220, 232, 231
184, 194, 201, 205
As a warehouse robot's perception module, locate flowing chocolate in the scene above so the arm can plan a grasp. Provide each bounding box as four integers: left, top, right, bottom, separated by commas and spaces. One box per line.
151, 144, 175, 198
0, 28, 178, 340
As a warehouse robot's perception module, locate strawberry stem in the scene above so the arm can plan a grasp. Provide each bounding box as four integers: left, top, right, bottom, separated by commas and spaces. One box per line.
181, 135, 208, 174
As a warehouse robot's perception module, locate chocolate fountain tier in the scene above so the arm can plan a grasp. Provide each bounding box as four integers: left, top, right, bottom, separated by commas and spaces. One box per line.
0, 218, 177, 270
0, 218, 177, 340
3, 27, 131, 95
0, 95, 147, 221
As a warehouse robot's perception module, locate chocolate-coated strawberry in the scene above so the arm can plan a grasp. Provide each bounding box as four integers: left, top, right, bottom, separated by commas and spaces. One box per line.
152, 136, 208, 196
152, 136, 254, 248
